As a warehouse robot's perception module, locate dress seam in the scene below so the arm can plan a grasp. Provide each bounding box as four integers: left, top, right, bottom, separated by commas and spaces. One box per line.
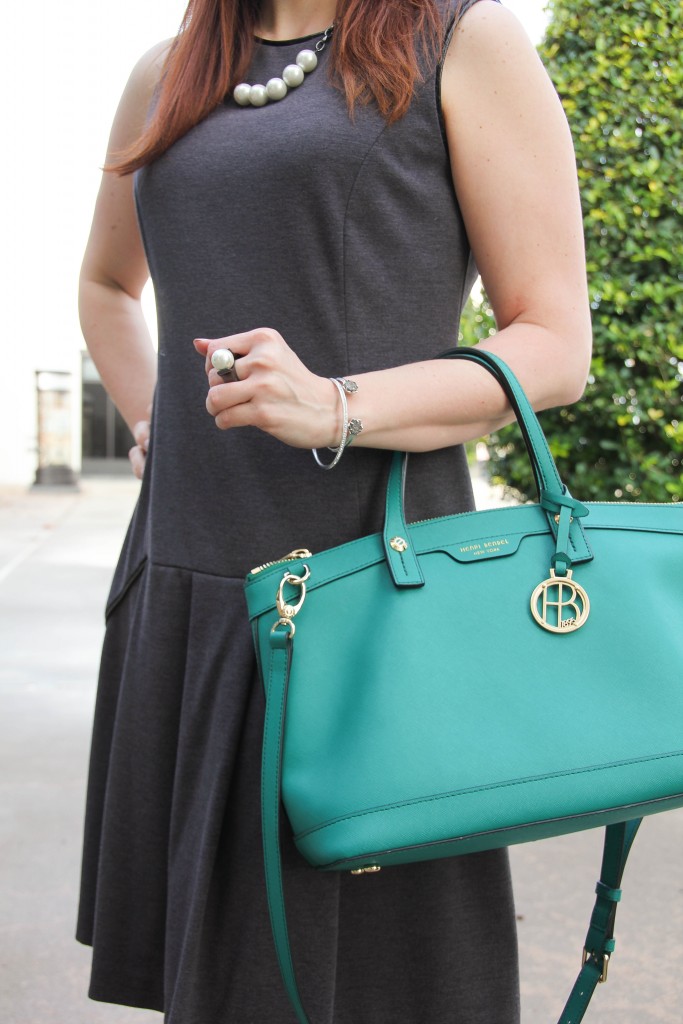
104, 556, 148, 622
341, 119, 394, 538
148, 560, 247, 582
436, 1, 462, 156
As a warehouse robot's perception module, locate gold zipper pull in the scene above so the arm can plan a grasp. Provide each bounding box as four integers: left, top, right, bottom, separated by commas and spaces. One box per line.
250, 548, 312, 576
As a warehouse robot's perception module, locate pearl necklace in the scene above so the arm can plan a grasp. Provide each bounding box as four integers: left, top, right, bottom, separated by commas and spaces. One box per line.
233, 24, 333, 107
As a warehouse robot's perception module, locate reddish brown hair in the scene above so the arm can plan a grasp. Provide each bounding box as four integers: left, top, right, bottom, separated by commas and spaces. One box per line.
110, 0, 452, 175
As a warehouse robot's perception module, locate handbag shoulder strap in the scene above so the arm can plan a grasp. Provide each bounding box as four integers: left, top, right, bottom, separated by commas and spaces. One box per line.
261, 627, 641, 1024
559, 817, 641, 1022
262, 624, 312, 1024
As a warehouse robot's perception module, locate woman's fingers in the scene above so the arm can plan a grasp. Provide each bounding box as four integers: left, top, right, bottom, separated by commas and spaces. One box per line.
128, 444, 147, 479
132, 418, 150, 452
193, 330, 263, 378
129, 413, 152, 479
205, 378, 253, 418
194, 327, 338, 448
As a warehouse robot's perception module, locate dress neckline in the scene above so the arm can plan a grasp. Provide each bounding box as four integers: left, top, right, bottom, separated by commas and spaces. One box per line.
254, 29, 330, 47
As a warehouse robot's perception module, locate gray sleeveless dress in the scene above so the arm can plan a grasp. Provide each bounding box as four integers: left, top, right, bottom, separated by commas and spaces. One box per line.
77, 5, 520, 1021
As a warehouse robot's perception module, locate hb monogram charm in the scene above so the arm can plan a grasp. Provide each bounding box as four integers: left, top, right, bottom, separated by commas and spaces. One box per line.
530, 568, 590, 634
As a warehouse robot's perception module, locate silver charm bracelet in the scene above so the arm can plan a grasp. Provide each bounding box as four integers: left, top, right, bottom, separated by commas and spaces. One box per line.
312, 377, 363, 470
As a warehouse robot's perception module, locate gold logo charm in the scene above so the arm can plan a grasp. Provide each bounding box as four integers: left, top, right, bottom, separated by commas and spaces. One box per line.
389, 536, 408, 552
530, 569, 590, 634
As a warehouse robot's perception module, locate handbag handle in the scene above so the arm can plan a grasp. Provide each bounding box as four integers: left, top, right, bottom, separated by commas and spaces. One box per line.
383, 347, 592, 587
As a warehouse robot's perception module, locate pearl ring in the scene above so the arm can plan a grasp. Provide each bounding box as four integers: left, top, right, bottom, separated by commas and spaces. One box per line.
211, 348, 241, 383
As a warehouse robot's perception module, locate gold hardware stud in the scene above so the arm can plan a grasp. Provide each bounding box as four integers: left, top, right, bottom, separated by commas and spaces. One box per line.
389, 536, 408, 553
350, 865, 382, 875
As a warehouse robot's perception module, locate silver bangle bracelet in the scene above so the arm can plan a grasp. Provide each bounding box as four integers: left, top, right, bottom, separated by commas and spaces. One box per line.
312, 378, 349, 470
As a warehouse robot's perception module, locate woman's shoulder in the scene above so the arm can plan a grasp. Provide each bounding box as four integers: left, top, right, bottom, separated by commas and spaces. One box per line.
108, 39, 175, 147
442, 1, 540, 84
125, 38, 175, 103
441, 0, 502, 30
131, 38, 174, 90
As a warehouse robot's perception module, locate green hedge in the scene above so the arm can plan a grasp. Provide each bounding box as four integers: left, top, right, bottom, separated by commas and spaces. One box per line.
460, 0, 682, 502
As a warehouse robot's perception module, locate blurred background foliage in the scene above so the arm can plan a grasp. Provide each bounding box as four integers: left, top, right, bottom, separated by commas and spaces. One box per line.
460, 0, 682, 502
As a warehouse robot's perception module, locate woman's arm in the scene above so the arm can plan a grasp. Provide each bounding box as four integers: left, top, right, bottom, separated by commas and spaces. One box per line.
197, 1, 591, 452
79, 41, 171, 462
440, 1, 592, 412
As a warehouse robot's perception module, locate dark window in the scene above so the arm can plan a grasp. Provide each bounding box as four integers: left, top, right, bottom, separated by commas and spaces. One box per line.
81, 353, 131, 461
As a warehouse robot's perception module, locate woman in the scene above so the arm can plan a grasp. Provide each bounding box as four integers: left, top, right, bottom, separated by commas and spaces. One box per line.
77, 0, 591, 1020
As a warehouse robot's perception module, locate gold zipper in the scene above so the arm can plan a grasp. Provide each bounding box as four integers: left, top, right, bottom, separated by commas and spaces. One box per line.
250, 548, 313, 576
248, 499, 679, 576
411, 499, 679, 526
586, 500, 678, 506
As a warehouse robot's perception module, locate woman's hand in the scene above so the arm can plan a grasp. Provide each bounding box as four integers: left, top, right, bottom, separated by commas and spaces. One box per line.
193, 329, 341, 449
128, 407, 152, 479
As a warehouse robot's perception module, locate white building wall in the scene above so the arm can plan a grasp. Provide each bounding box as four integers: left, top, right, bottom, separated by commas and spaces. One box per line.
1, 0, 185, 487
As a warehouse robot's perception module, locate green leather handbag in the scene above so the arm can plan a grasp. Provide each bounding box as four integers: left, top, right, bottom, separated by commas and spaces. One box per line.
244, 348, 683, 1024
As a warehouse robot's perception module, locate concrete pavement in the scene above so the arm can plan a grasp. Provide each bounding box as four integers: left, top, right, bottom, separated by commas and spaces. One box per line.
0, 474, 681, 1023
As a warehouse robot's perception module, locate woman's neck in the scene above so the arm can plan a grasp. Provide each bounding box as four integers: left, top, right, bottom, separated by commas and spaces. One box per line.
255, 0, 337, 41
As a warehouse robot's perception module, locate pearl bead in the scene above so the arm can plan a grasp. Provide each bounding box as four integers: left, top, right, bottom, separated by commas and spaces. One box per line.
211, 349, 235, 372
249, 84, 268, 106
231, 25, 332, 108
233, 83, 252, 106
282, 63, 305, 88
266, 77, 288, 101
296, 49, 318, 73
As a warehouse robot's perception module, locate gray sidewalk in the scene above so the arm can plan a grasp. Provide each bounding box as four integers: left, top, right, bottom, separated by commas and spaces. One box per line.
0, 476, 680, 1023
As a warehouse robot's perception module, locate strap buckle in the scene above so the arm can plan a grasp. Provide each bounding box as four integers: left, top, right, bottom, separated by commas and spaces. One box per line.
582, 948, 610, 984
